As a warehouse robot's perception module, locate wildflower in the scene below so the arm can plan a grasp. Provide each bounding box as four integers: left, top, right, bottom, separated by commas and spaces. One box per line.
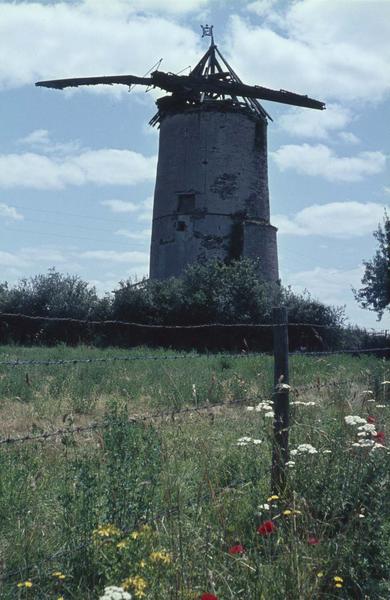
345, 415, 367, 426
367, 416, 376, 424
122, 576, 147, 598
150, 550, 172, 564
290, 444, 318, 455
381, 381, 390, 385
290, 401, 316, 406
99, 586, 132, 600
283, 509, 292, 516
357, 423, 376, 435
252, 438, 262, 445
376, 404, 386, 408
17, 580, 33, 588
307, 536, 320, 545
228, 544, 245, 554
267, 495, 279, 502
130, 531, 140, 540
323, 449, 332, 454
236, 436, 251, 446
375, 431, 385, 444
285, 460, 296, 467
257, 503, 270, 511
334, 576, 344, 588
93, 524, 121, 538
361, 390, 374, 395
276, 383, 291, 391
52, 571, 66, 580
257, 520, 277, 535
352, 439, 375, 447
117, 540, 130, 550
264, 411, 274, 418
247, 402, 273, 412
358, 513, 365, 518
200, 595, 219, 600
316, 571, 324, 578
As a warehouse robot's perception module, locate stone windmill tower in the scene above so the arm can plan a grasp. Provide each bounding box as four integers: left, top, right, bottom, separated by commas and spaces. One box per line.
36, 25, 325, 282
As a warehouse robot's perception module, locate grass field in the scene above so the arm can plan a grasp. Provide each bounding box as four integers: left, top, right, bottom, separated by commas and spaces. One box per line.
0, 345, 389, 599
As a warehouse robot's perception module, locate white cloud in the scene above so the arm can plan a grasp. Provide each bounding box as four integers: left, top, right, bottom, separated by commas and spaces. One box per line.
81, 250, 149, 264
101, 200, 138, 213
286, 265, 362, 306
273, 201, 388, 238
0, 203, 23, 220
232, 0, 390, 103
0, 149, 156, 189
338, 132, 360, 145
0, 251, 28, 268
283, 264, 390, 328
82, 0, 212, 15
271, 144, 386, 182
247, 0, 278, 17
278, 104, 352, 140
17, 129, 81, 155
0, 1, 203, 92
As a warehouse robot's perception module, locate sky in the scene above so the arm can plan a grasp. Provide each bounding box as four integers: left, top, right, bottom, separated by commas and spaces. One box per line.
0, 0, 389, 329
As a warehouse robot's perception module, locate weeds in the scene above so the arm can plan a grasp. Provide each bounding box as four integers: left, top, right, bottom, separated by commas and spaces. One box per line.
0, 346, 389, 598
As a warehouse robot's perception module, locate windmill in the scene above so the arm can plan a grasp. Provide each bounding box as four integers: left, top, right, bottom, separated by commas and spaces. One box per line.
36, 25, 325, 281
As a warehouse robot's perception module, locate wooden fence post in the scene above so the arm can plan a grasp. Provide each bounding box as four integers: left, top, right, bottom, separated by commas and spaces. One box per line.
271, 306, 289, 494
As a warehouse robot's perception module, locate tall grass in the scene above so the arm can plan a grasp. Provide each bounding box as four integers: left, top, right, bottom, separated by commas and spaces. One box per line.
0, 345, 389, 599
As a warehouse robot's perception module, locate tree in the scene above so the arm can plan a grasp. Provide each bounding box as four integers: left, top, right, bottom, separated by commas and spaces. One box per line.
0, 268, 109, 319
354, 212, 390, 319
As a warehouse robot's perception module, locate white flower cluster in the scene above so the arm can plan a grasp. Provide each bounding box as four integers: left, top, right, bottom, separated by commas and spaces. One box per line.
99, 586, 132, 600
352, 439, 376, 448
345, 415, 367, 426
236, 436, 262, 446
290, 444, 318, 456
247, 401, 273, 412
285, 460, 296, 468
357, 423, 376, 437
290, 401, 316, 407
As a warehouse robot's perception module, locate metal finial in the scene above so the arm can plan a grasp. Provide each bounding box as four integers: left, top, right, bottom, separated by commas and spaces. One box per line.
201, 24, 214, 44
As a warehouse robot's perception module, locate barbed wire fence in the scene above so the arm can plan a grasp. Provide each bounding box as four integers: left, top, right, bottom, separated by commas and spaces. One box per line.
0, 308, 388, 587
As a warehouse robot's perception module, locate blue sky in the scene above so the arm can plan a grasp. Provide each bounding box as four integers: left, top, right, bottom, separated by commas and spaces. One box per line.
0, 0, 389, 329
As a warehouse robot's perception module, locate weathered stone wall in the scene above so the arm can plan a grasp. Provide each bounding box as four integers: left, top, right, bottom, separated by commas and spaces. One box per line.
149, 103, 279, 281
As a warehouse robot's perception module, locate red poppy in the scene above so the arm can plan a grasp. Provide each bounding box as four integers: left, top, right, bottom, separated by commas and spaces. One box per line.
307, 536, 320, 545
257, 520, 277, 536
367, 416, 376, 424
375, 431, 385, 444
200, 595, 219, 600
228, 544, 245, 555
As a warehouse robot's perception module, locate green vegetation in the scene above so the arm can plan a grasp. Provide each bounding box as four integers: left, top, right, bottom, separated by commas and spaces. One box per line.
354, 211, 390, 319
0, 260, 349, 350
0, 345, 389, 599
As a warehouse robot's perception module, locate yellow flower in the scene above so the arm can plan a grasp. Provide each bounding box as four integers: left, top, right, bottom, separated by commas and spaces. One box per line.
52, 571, 66, 580
267, 495, 279, 502
58, 597, 64, 600
316, 571, 324, 578
117, 540, 130, 550
122, 575, 148, 598
17, 580, 33, 588
93, 524, 121, 538
140, 524, 152, 534
335, 583, 343, 588
334, 576, 344, 583
139, 560, 147, 568
150, 550, 173, 565
130, 531, 140, 540
283, 509, 292, 516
